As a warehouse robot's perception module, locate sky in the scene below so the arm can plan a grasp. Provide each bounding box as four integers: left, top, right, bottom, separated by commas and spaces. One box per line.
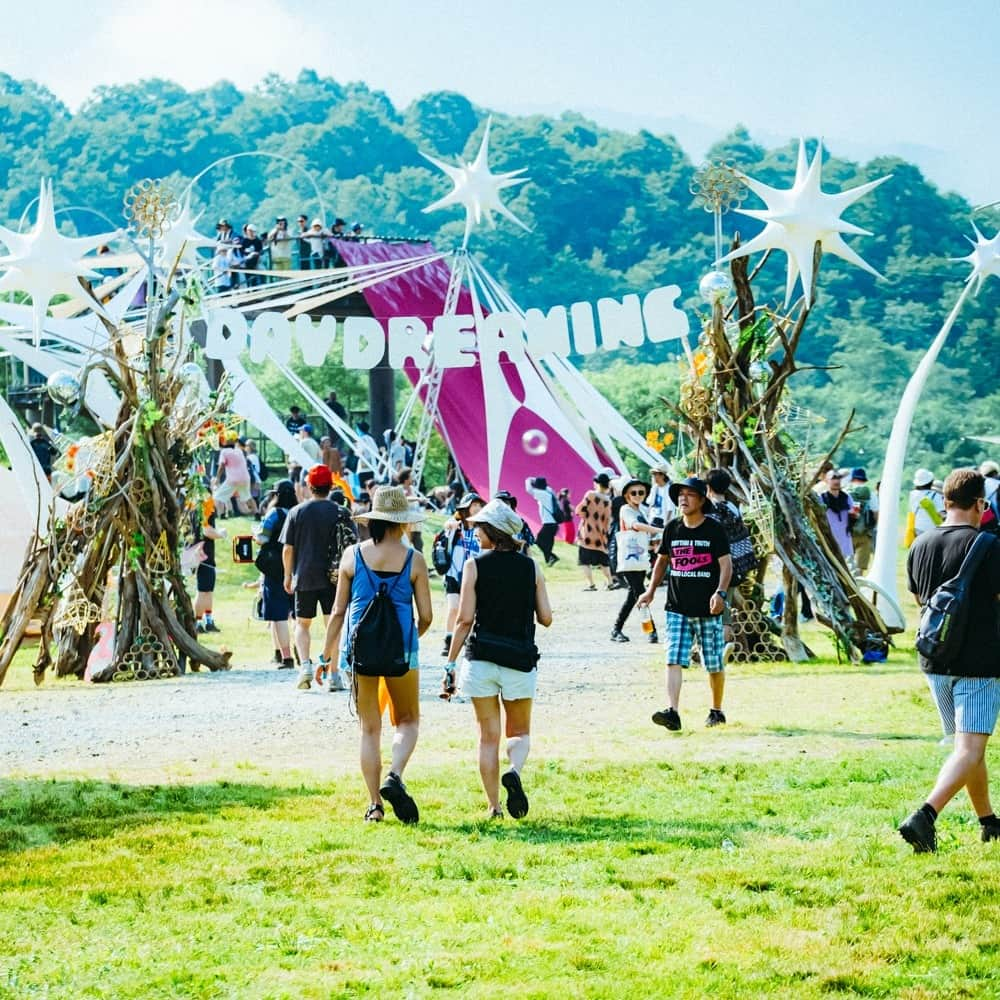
0, 0, 996, 205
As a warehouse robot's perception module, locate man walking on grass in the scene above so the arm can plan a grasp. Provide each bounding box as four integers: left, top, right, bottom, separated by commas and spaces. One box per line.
900, 468, 1000, 852
638, 476, 732, 731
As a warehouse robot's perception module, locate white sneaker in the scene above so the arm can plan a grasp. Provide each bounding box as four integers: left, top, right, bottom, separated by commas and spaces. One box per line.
723, 642, 736, 665
297, 661, 313, 691
327, 669, 347, 692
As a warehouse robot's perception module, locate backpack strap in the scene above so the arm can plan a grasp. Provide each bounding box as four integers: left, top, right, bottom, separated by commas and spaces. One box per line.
947, 532, 996, 589
919, 495, 943, 526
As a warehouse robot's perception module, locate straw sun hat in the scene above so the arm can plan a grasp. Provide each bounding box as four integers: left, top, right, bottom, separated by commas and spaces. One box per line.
468, 498, 523, 538
354, 485, 426, 524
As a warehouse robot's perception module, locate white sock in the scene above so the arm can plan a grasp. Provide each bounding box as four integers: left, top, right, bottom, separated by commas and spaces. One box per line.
506, 735, 530, 773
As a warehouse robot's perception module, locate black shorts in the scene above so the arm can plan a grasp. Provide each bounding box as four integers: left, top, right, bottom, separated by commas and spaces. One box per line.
578, 547, 610, 568
294, 587, 335, 620
444, 575, 461, 596
196, 563, 217, 593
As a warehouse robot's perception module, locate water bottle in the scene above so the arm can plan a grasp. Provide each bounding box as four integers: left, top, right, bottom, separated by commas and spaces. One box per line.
639, 605, 654, 634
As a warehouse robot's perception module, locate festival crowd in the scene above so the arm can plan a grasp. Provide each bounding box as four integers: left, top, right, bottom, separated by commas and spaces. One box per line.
186, 429, 1000, 849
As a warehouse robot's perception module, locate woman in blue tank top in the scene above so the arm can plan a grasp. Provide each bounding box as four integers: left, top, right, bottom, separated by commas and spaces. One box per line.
322, 486, 433, 824
446, 499, 552, 820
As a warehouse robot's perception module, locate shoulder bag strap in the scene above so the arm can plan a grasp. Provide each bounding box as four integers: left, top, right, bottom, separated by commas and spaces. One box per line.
950, 532, 996, 587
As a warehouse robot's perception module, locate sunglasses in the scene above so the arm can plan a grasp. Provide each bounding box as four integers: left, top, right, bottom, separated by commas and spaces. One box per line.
627, 489, 646, 497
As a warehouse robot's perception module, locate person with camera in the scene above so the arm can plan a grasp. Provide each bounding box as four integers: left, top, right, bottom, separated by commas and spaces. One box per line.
267, 217, 294, 272
445, 499, 552, 819
900, 468, 1000, 852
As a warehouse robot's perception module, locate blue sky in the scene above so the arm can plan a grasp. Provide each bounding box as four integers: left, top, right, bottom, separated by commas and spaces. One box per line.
1, 0, 996, 203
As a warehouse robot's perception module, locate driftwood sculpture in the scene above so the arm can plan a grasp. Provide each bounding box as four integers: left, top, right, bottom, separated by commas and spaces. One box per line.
670, 242, 894, 663
0, 279, 233, 686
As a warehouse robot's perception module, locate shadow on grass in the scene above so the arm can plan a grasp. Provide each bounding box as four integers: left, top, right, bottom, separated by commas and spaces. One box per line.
442, 814, 767, 850
0, 778, 319, 854
762, 726, 936, 742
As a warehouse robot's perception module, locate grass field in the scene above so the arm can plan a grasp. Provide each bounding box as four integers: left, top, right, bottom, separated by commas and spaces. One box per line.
2, 526, 999, 999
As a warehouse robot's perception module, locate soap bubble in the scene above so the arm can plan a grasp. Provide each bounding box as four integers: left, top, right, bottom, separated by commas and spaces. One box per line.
521, 428, 549, 456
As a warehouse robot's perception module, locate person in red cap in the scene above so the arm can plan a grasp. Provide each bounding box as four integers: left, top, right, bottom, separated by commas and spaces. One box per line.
280, 463, 356, 691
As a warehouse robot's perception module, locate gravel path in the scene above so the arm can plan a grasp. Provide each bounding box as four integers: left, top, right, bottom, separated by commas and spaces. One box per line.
2, 580, 670, 781
1, 579, 910, 783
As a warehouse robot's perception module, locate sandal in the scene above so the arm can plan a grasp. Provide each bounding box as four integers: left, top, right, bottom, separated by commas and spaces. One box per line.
439, 668, 456, 701
364, 803, 384, 823
487, 806, 504, 820
582, 584, 597, 591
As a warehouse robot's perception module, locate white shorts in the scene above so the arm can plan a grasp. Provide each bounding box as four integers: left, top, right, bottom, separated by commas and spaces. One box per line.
214, 480, 252, 505
459, 658, 537, 701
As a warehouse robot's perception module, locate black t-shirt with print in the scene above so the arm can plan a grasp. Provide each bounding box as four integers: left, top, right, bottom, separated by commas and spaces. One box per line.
657, 516, 730, 617
906, 525, 1000, 677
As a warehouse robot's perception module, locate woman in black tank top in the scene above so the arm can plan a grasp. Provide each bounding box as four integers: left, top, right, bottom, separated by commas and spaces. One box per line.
445, 500, 552, 819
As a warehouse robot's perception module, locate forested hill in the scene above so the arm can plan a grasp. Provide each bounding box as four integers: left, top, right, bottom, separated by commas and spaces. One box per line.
1, 70, 997, 470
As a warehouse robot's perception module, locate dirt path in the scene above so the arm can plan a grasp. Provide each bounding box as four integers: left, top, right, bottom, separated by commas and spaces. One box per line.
0, 578, 927, 783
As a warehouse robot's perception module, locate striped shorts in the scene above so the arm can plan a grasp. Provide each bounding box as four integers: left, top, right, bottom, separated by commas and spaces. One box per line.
925, 674, 1000, 736
664, 611, 725, 672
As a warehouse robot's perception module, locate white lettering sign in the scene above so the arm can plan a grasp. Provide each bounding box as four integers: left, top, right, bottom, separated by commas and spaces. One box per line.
201, 285, 689, 368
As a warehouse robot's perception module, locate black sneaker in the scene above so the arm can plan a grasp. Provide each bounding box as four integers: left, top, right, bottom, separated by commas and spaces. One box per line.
380, 772, 419, 824
981, 822, 1000, 843
706, 708, 727, 727
610, 629, 630, 643
899, 809, 937, 853
652, 707, 681, 731
546, 554, 559, 567
278, 657, 295, 670
273, 649, 283, 664
648, 631, 659, 644
203, 621, 221, 633
501, 769, 529, 819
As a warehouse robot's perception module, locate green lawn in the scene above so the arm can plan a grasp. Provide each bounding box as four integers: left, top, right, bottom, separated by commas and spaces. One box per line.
2, 527, 999, 998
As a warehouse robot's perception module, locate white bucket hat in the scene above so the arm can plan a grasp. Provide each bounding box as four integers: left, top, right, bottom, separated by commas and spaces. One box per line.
913, 468, 935, 488
354, 485, 426, 524
468, 498, 523, 538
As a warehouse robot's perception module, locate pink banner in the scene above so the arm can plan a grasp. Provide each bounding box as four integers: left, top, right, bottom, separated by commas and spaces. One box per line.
332, 239, 623, 529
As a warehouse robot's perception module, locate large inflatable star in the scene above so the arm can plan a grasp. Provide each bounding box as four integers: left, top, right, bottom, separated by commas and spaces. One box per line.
155, 191, 214, 273
958, 223, 1000, 294
719, 139, 891, 307
0, 179, 118, 344
422, 116, 530, 245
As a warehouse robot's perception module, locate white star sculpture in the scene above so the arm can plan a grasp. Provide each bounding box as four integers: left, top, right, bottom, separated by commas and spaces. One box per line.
0, 179, 119, 344
957, 223, 1000, 294
422, 116, 530, 245
155, 191, 214, 273
719, 139, 891, 307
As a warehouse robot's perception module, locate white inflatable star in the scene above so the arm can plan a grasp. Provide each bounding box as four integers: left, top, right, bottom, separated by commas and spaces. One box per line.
422, 116, 530, 245
719, 140, 891, 307
0, 179, 119, 344
155, 191, 214, 273
957, 223, 1000, 294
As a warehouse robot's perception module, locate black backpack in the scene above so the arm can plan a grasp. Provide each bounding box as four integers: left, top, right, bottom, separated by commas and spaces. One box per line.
549, 489, 569, 524
254, 508, 287, 580
348, 548, 412, 677
708, 499, 758, 585
915, 533, 995, 664
431, 528, 454, 576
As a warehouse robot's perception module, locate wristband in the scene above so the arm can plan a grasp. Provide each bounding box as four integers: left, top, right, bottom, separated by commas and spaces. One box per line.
715, 590, 727, 599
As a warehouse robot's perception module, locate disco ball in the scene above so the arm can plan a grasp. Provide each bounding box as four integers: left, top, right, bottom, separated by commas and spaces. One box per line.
698, 270, 733, 305
175, 362, 210, 407
521, 428, 549, 456
47, 370, 81, 406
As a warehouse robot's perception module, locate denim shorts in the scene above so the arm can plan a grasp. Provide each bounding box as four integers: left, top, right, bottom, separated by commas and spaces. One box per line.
925, 674, 1000, 735
459, 658, 537, 700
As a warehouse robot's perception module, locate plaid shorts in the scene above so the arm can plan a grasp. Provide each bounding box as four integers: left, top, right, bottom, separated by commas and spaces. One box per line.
664, 611, 725, 672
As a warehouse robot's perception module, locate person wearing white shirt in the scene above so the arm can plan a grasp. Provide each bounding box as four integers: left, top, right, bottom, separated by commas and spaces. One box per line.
525, 476, 560, 566
644, 463, 675, 529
